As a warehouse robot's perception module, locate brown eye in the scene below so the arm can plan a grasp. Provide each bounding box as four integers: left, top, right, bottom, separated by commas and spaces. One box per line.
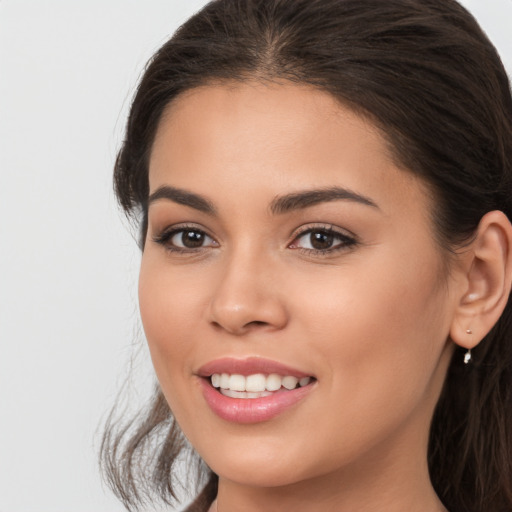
175, 230, 206, 248
309, 231, 334, 250
290, 228, 356, 253
166, 229, 216, 250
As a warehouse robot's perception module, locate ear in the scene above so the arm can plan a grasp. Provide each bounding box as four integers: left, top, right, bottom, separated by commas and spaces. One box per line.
450, 210, 512, 349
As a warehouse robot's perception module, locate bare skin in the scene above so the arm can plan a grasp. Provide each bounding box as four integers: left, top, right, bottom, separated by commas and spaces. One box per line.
139, 81, 512, 512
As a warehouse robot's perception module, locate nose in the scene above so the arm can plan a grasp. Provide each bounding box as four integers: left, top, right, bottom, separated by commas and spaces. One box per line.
207, 250, 288, 336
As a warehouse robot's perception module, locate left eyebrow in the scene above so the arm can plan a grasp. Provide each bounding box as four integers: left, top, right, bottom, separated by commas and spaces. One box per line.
269, 187, 379, 215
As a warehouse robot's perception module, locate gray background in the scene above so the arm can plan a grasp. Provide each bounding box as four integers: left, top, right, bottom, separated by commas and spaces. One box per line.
1, 1, 511, 510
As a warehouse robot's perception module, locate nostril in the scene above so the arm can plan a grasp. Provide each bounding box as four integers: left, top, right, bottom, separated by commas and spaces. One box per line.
208, 293, 288, 334
210, 319, 269, 335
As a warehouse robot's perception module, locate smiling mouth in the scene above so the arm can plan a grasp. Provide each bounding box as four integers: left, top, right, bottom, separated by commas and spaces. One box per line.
209, 373, 315, 399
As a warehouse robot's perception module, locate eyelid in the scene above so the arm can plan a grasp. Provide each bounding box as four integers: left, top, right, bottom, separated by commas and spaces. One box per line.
152, 223, 219, 253
288, 224, 358, 253
289, 223, 357, 241
151, 222, 357, 256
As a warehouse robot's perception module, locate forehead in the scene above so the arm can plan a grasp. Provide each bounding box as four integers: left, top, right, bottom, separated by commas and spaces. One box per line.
152, 81, 388, 159
149, 81, 430, 219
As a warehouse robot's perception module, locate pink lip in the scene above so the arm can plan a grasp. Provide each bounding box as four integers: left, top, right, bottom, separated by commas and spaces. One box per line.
199, 378, 314, 424
196, 357, 316, 424
197, 356, 313, 378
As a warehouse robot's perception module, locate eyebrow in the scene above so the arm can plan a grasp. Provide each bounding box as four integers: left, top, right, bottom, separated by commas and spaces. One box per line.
269, 187, 379, 215
147, 185, 379, 216
148, 185, 216, 215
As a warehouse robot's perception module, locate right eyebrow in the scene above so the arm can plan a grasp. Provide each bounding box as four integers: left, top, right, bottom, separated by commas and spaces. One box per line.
269, 186, 379, 215
147, 185, 216, 215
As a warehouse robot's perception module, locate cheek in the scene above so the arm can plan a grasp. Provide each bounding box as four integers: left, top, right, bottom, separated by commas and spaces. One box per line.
292, 247, 450, 414
138, 254, 201, 382
138, 256, 213, 436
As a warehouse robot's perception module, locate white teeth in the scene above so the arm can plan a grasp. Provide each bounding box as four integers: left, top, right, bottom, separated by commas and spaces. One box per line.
299, 376, 311, 387
210, 372, 313, 394
221, 389, 273, 399
282, 376, 299, 390
266, 373, 282, 391
246, 373, 266, 392
220, 373, 230, 389
229, 374, 245, 391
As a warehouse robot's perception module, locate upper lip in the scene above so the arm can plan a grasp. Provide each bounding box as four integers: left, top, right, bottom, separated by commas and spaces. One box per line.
196, 357, 314, 378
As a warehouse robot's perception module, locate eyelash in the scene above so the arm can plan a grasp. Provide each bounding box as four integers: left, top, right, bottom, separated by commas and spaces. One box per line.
289, 225, 358, 256
152, 224, 358, 256
152, 224, 217, 254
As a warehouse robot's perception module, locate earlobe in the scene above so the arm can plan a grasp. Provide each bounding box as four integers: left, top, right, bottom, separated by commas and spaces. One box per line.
450, 210, 512, 350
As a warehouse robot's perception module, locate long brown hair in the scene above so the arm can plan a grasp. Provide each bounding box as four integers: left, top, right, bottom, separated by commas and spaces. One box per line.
101, 1, 512, 510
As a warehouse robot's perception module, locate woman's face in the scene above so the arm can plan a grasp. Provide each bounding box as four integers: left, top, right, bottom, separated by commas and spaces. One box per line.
140, 82, 458, 489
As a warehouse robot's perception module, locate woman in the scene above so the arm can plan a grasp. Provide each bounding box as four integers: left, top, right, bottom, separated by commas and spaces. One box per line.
101, 0, 512, 511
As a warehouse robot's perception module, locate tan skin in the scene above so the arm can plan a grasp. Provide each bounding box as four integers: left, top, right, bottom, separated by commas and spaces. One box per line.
139, 82, 512, 512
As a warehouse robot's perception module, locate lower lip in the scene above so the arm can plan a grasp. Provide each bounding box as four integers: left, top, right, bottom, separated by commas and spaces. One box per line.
199, 378, 314, 424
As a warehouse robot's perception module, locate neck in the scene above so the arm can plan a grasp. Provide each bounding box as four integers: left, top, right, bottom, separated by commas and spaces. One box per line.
216, 466, 446, 512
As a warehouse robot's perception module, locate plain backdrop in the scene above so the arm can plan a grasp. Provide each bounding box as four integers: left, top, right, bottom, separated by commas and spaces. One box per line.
0, 1, 511, 511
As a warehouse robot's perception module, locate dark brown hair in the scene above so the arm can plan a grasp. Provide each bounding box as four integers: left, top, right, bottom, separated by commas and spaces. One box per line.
101, 1, 512, 511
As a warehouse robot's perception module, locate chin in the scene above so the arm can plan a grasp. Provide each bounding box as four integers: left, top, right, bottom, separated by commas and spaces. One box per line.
211, 456, 307, 488
196, 431, 330, 489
